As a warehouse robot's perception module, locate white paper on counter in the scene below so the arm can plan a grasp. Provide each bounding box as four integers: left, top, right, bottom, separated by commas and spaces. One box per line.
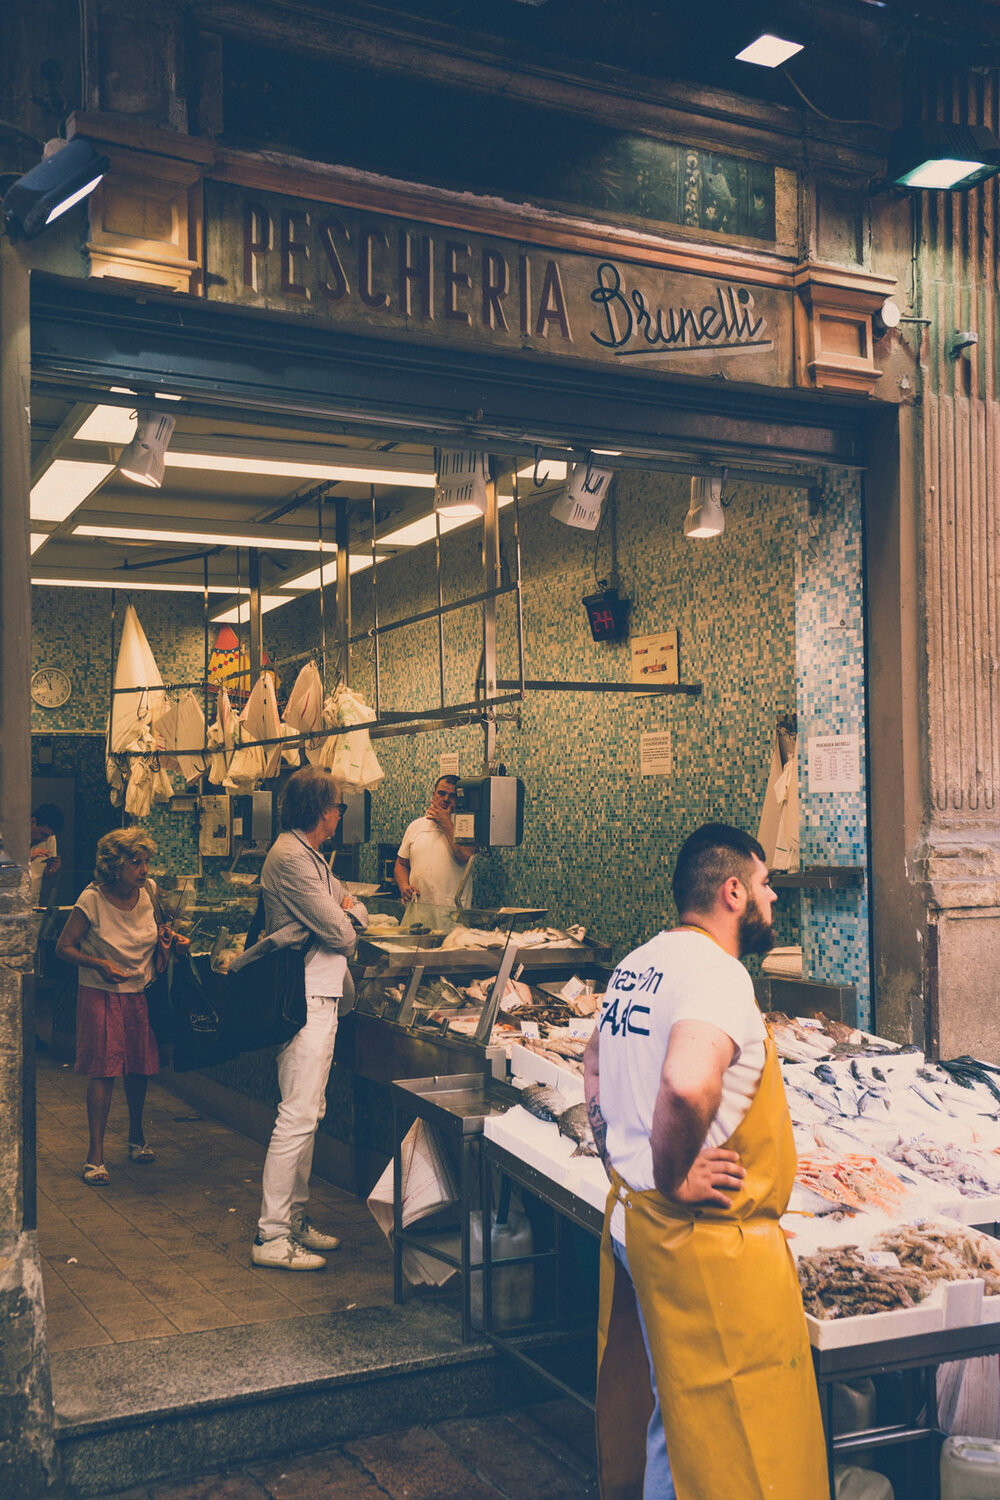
368, 1119, 458, 1286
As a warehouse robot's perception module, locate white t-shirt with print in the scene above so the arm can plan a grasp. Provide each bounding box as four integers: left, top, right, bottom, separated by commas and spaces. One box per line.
600, 929, 766, 1206
397, 817, 465, 908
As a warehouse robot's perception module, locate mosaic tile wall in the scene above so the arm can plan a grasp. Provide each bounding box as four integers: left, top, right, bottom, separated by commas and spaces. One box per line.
794, 473, 871, 1020
31, 461, 872, 1056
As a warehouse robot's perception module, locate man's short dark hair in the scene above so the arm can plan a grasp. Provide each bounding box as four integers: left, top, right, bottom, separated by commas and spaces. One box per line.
672, 823, 766, 916
433, 775, 459, 796
279, 766, 342, 832
32, 803, 64, 836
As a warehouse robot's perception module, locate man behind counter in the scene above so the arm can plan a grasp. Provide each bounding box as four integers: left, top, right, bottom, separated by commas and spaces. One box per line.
30, 803, 64, 906
394, 775, 476, 910
584, 822, 828, 1500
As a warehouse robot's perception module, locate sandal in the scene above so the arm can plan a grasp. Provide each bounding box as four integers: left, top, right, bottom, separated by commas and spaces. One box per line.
128, 1142, 156, 1164
83, 1163, 110, 1185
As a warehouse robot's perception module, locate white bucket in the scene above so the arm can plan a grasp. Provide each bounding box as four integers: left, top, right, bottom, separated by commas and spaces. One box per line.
834, 1465, 894, 1500
941, 1435, 1000, 1499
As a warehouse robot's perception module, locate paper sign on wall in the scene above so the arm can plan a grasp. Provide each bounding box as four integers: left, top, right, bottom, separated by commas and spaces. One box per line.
640, 731, 672, 776
807, 734, 860, 793
439, 753, 460, 776
631, 630, 679, 684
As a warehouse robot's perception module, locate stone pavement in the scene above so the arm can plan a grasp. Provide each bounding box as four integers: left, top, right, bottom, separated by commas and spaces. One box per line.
104, 1399, 599, 1499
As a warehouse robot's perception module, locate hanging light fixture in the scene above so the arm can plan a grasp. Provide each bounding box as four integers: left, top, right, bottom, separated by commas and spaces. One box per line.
434, 448, 490, 519
684, 476, 726, 539
117, 411, 176, 488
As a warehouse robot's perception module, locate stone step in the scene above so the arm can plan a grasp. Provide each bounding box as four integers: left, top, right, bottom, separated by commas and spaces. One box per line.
51, 1302, 556, 1497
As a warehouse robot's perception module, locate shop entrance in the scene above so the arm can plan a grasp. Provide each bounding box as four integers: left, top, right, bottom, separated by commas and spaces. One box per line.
25, 274, 874, 1481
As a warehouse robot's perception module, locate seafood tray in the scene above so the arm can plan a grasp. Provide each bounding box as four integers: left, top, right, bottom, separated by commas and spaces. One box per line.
804, 1276, 993, 1349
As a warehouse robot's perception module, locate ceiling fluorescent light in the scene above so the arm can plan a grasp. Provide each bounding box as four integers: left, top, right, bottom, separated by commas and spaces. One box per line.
32, 578, 248, 594
164, 442, 435, 488
211, 596, 292, 624
380, 514, 466, 547
74, 524, 326, 552
287, 556, 375, 591
30, 459, 114, 521
30, 534, 50, 555
736, 33, 803, 67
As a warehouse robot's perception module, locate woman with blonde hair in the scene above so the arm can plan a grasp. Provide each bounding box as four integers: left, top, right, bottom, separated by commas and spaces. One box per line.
56, 827, 188, 1184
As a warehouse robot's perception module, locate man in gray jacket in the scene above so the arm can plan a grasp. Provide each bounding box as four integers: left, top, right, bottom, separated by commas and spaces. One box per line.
251, 766, 368, 1271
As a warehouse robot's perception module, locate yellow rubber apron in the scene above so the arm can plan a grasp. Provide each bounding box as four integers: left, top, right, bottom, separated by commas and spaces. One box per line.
595, 1032, 828, 1500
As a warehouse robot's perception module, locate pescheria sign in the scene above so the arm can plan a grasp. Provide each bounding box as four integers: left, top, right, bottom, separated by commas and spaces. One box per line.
207, 184, 786, 378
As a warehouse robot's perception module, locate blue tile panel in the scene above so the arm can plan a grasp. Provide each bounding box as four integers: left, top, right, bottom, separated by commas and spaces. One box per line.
31, 465, 869, 1019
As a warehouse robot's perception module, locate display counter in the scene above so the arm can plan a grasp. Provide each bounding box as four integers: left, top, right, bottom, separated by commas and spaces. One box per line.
352, 904, 611, 1087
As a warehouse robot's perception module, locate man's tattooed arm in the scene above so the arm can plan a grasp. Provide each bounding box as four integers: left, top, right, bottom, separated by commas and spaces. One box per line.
586, 1092, 612, 1178
583, 1029, 612, 1179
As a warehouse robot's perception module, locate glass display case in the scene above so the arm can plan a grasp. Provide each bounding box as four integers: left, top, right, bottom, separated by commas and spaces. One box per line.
352, 906, 612, 1083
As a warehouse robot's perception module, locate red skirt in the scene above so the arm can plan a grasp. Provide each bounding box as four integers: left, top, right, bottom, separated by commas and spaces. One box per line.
74, 987, 160, 1078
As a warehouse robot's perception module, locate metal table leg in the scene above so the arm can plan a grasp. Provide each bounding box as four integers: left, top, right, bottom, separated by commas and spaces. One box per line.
392, 1100, 404, 1307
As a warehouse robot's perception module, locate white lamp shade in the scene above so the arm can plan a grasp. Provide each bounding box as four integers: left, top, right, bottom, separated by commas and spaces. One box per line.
684, 476, 725, 538
117, 411, 176, 488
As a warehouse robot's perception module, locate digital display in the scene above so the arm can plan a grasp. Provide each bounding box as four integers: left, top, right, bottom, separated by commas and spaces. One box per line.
583, 589, 630, 642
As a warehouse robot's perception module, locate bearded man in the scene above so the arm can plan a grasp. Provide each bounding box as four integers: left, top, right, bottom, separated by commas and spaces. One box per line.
584, 822, 828, 1500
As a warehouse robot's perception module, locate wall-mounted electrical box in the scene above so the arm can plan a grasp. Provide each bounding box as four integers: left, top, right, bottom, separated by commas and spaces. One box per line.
454, 775, 525, 847
340, 790, 371, 846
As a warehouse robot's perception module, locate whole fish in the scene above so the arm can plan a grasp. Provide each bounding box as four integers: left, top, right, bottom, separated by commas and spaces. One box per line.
557, 1102, 599, 1157
520, 1083, 569, 1122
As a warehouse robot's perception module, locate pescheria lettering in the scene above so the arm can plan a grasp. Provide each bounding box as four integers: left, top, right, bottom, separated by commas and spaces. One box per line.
589, 261, 772, 357
241, 203, 572, 339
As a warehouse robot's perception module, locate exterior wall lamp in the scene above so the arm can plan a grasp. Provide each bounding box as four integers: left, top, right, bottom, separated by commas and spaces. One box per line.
885, 122, 1000, 191
2, 136, 109, 240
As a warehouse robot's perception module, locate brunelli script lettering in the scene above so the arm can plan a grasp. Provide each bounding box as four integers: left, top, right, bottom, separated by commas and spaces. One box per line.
589, 260, 773, 359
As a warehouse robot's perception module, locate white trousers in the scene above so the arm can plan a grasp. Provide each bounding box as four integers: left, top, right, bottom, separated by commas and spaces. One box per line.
258, 995, 339, 1241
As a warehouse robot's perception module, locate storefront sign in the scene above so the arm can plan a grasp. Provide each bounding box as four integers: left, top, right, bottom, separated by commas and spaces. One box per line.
205, 183, 793, 382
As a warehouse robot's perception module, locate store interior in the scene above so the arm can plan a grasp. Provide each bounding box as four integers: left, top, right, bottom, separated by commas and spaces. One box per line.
25, 380, 893, 1488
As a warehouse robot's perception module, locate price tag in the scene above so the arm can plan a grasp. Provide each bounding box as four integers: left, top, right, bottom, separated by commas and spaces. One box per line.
797, 1017, 824, 1030
561, 976, 585, 1001
519, 1021, 541, 1040
865, 1250, 901, 1270
568, 1019, 593, 1040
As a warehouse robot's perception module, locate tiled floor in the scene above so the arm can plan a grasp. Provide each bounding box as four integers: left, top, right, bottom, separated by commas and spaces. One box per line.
36, 1054, 399, 1353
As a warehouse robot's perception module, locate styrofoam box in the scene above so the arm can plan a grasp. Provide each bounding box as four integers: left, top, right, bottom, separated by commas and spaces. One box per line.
806, 1277, 992, 1350
484, 1108, 579, 1192
806, 1283, 945, 1350
936, 1194, 1000, 1228
507, 1042, 584, 1097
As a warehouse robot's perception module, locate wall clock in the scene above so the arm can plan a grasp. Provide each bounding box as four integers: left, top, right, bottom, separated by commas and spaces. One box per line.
31, 667, 72, 709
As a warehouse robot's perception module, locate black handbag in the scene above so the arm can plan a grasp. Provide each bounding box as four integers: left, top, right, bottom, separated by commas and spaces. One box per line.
218, 895, 309, 1055
143, 883, 175, 1046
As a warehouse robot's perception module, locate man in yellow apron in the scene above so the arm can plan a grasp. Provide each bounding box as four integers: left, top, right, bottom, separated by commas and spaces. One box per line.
584, 822, 828, 1499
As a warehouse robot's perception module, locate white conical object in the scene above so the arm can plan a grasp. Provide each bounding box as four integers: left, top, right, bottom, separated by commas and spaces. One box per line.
117, 410, 176, 488
683, 475, 725, 538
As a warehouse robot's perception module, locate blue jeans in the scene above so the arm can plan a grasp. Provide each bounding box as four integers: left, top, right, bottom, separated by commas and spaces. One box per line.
612, 1237, 676, 1500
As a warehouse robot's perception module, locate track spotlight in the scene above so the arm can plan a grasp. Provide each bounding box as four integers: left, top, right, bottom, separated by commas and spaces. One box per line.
434, 449, 489, 519
684, 476, 726, 539
2, 137, 110, 241
117, 411, 176, 489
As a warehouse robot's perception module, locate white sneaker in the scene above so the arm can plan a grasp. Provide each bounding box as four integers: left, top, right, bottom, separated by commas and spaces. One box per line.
292, 1217, 341, 1253
251, 1234, 326, 1271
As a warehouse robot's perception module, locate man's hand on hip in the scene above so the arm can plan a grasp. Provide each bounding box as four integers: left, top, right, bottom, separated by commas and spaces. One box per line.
669, 1148, 744, 1208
